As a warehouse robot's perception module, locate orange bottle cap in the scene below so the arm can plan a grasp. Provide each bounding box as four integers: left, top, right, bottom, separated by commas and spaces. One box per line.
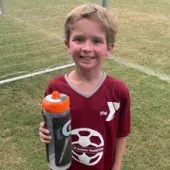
42, 91, 70, 113
51, 91, 59, 99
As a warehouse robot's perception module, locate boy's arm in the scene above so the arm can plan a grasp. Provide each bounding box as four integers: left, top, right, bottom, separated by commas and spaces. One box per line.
112, 137, 127, 170
112, 84, 131, 170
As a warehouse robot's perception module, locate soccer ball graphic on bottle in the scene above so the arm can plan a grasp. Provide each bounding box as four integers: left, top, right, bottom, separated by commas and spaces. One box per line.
71, 128, 104, 166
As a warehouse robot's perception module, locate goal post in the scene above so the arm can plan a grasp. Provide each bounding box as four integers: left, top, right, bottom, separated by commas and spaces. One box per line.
102, 0, 108, 8
0, 0, 4, 14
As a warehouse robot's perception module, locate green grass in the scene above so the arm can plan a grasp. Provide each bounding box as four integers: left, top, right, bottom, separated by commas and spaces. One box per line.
1, 62, 170, 170
0, 0, 170, 170
109, 0, 170, 75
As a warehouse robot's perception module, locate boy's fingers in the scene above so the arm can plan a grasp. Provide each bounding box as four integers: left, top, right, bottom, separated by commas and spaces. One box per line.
39, 131, 51, 140
39, 125, 49, 134
40, 137, 51, 144
39, 121, 51, 143
40, 121, 45, 127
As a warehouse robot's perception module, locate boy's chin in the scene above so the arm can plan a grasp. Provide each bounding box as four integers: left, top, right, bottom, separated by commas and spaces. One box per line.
77, 63, 100, 70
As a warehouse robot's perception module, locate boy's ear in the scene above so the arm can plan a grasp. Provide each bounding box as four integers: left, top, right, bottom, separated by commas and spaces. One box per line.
65, 40, 69, 47
106, 44, 114, 57
65, 40, 71, 54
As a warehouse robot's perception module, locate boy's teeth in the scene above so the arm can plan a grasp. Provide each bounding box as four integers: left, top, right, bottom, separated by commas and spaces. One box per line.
81, 56, 94, 60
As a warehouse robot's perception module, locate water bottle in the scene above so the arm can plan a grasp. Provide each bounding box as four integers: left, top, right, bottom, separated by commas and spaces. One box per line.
42, 91, 72, 170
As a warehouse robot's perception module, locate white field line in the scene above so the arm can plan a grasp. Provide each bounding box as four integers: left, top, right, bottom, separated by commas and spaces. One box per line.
108, 56, 170, 83
1, 14, 169, 84
0, 71, 29, 79
0, 63, 75, 85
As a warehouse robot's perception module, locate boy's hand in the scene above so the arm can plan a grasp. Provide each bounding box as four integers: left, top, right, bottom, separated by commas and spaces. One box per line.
39, 121, 51, 143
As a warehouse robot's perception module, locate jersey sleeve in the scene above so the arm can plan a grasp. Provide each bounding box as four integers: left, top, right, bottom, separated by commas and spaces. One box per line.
44, 75, 66, 97
44, 79, 57, 96
45, 84, 53, 96
117, 86, 131, 137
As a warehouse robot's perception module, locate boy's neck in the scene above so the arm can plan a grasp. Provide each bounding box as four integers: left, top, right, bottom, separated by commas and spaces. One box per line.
69, 67, 103, 83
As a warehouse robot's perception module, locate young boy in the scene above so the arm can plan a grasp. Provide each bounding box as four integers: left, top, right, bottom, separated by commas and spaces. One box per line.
39, 4, 131, 170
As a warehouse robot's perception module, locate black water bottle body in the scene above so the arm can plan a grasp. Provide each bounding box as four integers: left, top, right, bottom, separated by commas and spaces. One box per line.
43, 109, 72, 170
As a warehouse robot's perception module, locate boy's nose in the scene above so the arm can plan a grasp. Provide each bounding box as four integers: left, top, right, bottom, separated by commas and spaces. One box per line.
82, 41, 93, 52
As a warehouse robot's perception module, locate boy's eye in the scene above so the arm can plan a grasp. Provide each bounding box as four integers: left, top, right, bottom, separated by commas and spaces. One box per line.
74, 36, 84, 43
93, 38, 101, 44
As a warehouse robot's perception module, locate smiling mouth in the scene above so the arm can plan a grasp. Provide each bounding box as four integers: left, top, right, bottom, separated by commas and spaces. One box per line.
80, 56, 95, 60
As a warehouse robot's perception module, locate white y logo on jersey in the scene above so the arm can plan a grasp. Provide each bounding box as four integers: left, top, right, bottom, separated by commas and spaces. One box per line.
105, 102, 120, 121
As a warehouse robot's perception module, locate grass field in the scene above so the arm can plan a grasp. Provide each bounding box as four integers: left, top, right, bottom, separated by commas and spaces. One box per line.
0, 0, 170, 170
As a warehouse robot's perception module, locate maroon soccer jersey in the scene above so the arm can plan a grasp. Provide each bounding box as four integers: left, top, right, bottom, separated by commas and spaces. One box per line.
45, 73, 131, 170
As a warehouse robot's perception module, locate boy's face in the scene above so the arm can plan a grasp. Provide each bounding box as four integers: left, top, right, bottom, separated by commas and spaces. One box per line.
65, 18, 114, 70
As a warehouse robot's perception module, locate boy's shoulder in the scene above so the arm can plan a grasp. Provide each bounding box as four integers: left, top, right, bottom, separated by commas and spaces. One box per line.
48, 74, 66, 85
104, 74, 130, 100
45, 74, 67, 95
105, 74, 129, 92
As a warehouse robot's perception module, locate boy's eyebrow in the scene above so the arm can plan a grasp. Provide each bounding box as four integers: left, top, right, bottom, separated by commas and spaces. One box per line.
72, 34, 83, 37
72, 34, 105, 40
92, 35, 105, 40
71, 34, 84, 39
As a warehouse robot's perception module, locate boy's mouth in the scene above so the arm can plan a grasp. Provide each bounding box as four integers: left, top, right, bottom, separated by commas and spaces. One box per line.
80, 56, 95, 60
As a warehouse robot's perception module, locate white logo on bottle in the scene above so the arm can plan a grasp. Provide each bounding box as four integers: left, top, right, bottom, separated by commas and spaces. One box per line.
62, 119, 71, 137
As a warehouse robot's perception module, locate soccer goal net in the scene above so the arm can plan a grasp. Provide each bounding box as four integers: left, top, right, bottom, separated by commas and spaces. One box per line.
0, 0, 104, 84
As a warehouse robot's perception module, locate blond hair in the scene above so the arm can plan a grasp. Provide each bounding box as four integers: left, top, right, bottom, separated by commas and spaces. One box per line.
64, 4, 118, 45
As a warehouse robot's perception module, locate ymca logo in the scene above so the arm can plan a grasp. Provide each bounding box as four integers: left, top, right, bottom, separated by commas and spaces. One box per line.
100, 102, 120, 121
